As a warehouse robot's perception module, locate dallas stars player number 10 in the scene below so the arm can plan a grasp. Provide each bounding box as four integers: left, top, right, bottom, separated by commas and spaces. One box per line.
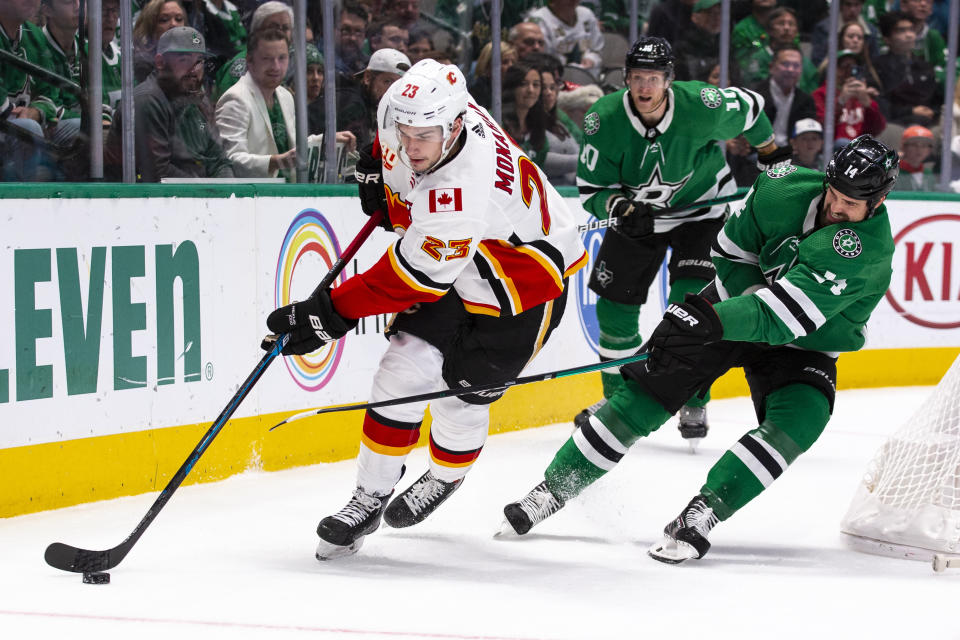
574, 36, 792, 445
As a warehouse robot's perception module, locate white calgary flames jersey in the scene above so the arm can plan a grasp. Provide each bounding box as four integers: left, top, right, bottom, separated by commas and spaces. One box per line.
331, 97, 588, 319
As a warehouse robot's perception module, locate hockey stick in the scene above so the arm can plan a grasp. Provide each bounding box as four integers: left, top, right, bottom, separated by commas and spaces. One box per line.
270, 352, 650, 430
576, 189, 748, 233
44, 211, 385, 575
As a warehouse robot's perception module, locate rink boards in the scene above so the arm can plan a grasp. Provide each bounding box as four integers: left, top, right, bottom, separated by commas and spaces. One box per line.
1, 184, 958, 517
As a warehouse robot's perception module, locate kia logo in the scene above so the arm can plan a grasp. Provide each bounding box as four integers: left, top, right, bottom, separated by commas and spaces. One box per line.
885, 213, 960, 329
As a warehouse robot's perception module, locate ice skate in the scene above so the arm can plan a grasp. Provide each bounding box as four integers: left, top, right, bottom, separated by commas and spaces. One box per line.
678, 405, 709, 452
315, 487, 391, 560
383, 470, 463, 528
498, 481, 565, 536
573, 398, 607, 431
648, 494, 718, 564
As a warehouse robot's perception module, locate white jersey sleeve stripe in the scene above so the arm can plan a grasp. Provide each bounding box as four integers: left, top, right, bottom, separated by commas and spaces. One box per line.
712, 227, 759, 265
776, 277, 827, 329
755, 287, 806, 338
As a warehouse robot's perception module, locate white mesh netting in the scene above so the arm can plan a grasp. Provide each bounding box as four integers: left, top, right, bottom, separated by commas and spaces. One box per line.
841, 355, 960, 556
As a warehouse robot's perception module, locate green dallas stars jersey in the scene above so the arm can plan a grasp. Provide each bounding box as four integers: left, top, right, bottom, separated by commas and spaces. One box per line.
577, 81, 775, 232
1, 21, 61, 125
710, 166, 894, 354
36, 27, 81, 121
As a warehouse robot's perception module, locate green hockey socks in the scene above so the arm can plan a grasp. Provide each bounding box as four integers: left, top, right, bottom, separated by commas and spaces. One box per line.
545, 380, 671, 501
596, 297, 642, 398
701, 384, 831, 520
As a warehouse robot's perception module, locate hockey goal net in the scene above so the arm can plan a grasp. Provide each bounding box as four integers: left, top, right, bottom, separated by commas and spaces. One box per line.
841, 354, 960, 560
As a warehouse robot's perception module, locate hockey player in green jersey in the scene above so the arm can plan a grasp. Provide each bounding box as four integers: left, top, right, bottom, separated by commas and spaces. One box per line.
502, 135, 898, 564
573, 36, 792, 446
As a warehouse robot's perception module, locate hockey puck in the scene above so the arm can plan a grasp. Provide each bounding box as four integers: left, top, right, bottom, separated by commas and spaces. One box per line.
82, 571, 110, 585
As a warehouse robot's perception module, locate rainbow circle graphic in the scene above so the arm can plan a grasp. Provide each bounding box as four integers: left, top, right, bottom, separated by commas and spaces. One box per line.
275, 209, 346, 391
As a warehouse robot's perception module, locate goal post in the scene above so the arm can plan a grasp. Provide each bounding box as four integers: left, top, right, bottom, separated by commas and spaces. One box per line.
840, 354, 960, 561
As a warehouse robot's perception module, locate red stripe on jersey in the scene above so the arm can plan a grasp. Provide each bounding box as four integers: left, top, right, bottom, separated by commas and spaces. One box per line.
331, 248, 445, 318
461, 298, 501, 316
362, 411, 421, 449
480, 240, 565, 313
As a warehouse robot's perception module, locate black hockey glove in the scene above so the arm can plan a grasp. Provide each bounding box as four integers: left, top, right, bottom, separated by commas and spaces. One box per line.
355, 143, 390, 227
756, 144, 793, 172
265, 289, 358, 356
645, 294, 723, 376
608, 195, 654, 240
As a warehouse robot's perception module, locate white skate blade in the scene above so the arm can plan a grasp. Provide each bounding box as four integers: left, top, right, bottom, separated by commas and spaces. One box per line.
315, 535, 366, 561
493, 518, 519, 538
648, 535, 699, 564
686, 438, 703, 454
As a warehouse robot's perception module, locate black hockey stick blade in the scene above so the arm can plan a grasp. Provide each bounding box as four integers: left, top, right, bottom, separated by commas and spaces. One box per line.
44, 212, 384, 574
44, 336, 288, 573
576, 189, 747, 233
271, 352, 650, 430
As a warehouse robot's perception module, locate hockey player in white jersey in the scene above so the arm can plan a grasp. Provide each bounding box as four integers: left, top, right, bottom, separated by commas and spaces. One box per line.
265, 59, 588, 560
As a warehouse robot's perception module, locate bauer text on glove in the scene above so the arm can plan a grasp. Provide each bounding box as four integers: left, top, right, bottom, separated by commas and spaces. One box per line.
645, 294, 723, 375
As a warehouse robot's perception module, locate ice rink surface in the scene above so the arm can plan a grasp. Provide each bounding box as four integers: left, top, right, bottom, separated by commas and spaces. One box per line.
2, 386, 957, 640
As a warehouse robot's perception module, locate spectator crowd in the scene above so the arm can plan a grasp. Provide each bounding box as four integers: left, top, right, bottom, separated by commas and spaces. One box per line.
2, 0, 959, 186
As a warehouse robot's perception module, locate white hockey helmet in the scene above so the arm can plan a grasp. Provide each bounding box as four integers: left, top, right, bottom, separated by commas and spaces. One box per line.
387, 58, 468, 153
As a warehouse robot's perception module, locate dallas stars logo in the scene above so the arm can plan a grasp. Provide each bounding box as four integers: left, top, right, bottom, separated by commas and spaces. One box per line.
833, 228, 862, 258
626, 165, 691, 208
766, 165, 797, 179
594, 260, 614, 288
700, 87, 722, 109
584, 112, 600, 135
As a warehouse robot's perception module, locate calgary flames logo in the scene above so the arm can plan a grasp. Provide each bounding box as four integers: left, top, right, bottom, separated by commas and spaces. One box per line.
447, 71, 457, 85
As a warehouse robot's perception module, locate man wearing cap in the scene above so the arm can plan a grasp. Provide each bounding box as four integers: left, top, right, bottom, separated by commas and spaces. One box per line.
753, 44, 817, 148
896, 124, 937, 191
790, 117, 824, 168
673, 0, 725, 82
105, 26, 233, 181
303, 43, 327, 136
337, 47, 411, 149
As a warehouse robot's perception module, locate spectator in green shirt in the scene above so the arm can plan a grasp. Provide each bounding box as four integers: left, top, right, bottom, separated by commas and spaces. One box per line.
736, 7, 820, 93
1, 0, 63, 180
731, 0, 776, 59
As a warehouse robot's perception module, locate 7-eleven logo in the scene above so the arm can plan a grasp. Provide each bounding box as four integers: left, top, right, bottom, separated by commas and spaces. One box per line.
428, 188, 462, 213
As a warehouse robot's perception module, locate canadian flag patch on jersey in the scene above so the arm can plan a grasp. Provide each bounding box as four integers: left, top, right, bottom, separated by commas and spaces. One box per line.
428, 188, 463, 213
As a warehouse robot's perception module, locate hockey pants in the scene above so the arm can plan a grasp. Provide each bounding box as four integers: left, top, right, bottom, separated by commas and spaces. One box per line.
356, 332, 490, 496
